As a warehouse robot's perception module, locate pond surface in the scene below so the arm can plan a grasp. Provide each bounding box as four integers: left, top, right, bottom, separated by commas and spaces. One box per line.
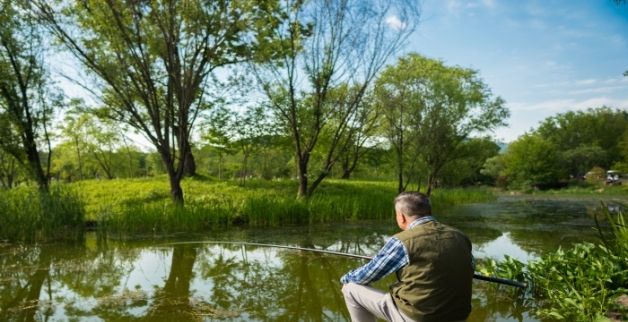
0, 196, 625, 322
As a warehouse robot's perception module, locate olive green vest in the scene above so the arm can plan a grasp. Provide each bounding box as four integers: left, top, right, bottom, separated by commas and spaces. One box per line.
390, 221, 473, 322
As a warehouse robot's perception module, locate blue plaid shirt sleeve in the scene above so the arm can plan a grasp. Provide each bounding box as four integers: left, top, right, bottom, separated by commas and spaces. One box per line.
340, 237, 409, 285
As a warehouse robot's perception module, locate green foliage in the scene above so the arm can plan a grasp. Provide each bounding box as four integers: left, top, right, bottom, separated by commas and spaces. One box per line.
0, 185, 85, 241
480, 207, 628, 321
537, 107, 628, 170
439, 137, 501, 186
0, 0, 57, 190
502, 133, 566, 188
375, 53, 509, 194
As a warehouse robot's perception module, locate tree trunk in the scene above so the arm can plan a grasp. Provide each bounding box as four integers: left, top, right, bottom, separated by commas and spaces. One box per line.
74, 137, 83, 180
297, 157, 308, 198
183, 144, 196, 177
426, 174, 435, 196
169, 173, 184, 205
160, 150, 184, 205
218, 152, 223, 180
24, 133, 48, 192
341, 156, 351, 179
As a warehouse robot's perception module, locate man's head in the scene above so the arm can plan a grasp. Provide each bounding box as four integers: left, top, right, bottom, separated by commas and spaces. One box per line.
394, 192, 431, 230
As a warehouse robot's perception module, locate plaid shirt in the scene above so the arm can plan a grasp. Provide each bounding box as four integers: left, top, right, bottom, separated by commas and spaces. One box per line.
340, 216, 435, 285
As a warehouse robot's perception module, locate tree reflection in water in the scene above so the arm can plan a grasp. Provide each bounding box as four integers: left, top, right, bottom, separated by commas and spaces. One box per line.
2, 201, 606, 322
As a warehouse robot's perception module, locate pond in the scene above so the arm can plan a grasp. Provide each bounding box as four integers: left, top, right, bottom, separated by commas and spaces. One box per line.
0, 196, 625, 321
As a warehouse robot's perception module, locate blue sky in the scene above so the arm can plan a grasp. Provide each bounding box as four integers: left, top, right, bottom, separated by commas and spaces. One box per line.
54, 1, 627, 145
404, 0, 628, 142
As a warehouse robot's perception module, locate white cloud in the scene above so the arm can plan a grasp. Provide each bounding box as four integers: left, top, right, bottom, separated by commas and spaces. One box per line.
510, 97, 628, 112
385, 15, 407, 30
576, 78, 597, 85
482, 0, 496, 8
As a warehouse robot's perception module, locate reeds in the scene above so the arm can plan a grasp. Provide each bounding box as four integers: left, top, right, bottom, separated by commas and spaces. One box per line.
84, 178, 495, 234
0, 185, 85, 242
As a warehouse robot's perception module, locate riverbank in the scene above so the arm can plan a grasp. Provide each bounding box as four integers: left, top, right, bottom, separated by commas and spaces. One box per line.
496, 185, 628, 202
0, 177, 495, 240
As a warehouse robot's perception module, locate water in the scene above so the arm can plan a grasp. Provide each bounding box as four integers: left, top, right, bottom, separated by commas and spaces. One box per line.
0, 197, 624, 321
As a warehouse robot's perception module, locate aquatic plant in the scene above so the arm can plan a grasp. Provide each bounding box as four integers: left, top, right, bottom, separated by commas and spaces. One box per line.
479, 206, 628, 321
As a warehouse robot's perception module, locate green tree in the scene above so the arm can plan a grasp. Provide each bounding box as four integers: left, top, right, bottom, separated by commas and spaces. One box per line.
612, 128, 628, 172
502, 133, 566, 188
481, 155, 507, 187
0, 0, 56, 191
439, 137, 501, 186
233, 105, 275, 185
201, 106, 237, 180
536, 107, 628, 171
35, 0, 289, 204
254, 0, 419, 197
0, 149, 20, 188
375, 54, 509, 195
562, 144, 607, 178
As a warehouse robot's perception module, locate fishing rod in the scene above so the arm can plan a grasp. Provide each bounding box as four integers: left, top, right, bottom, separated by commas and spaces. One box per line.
162, 240, 528, 289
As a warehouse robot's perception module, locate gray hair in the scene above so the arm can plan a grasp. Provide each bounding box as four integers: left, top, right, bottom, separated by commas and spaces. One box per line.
394, 192, 431, 218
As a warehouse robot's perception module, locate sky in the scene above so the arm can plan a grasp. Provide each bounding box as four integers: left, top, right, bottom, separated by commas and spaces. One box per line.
405, 0, 628, 142
53, 0, 628, 146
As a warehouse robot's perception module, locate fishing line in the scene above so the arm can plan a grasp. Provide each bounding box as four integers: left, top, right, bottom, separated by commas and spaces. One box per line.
159, 240, 527, 288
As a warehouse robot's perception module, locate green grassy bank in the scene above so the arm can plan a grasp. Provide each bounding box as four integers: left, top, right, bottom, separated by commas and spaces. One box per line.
0, 177, 495, 239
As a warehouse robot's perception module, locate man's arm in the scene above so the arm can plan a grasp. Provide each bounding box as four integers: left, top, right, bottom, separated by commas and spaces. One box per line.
340, 237, 408, 285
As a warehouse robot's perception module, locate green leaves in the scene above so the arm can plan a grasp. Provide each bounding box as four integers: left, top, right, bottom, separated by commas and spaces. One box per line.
375, 53, 509, 193
482, 207, 628, 322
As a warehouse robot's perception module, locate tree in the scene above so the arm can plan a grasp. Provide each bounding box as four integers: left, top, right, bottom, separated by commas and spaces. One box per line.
439, 137, 500, 186
481, 155, 507, 188
536, 107, 628, 169
0, 149, 20, 188
0, 0, 55, 191
35, 0, 289, 204
334, 88, 380, 179
612, 128, 628, 172
254, 0, 419, 198
233, 105, 275, 185
502, 133, 566, 188
59, 103, 90, 181
201, 106, 237, 180
375, 54, 509, 195
562, 144, 607, 178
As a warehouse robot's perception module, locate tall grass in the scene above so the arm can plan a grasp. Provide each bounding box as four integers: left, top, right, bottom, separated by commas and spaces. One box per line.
0, 185, 85, 242
78, 177, 494, 234
478, 205, 628, 321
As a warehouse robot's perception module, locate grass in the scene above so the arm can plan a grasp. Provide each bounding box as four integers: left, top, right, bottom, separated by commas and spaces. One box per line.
70, 176, 495, 234
478, 205, 628, 322
0, 176, 495, 239
0, 185, 85, 242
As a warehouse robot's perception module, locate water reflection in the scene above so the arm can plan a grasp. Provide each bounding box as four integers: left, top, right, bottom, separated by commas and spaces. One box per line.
0, 197, 624, 321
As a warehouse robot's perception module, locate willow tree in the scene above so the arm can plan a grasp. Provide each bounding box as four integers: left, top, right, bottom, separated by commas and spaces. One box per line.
35, 0, 288, 204
0, 0, 55, 191
254, 0, 419, 198
376, 53, 509, 195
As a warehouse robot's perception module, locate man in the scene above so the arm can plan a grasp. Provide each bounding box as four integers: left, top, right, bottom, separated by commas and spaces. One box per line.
340, 192, 473, 322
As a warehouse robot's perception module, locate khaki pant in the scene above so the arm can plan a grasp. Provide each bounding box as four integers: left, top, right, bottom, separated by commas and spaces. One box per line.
341, 283, 467, 322
341, 283, 413, 322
